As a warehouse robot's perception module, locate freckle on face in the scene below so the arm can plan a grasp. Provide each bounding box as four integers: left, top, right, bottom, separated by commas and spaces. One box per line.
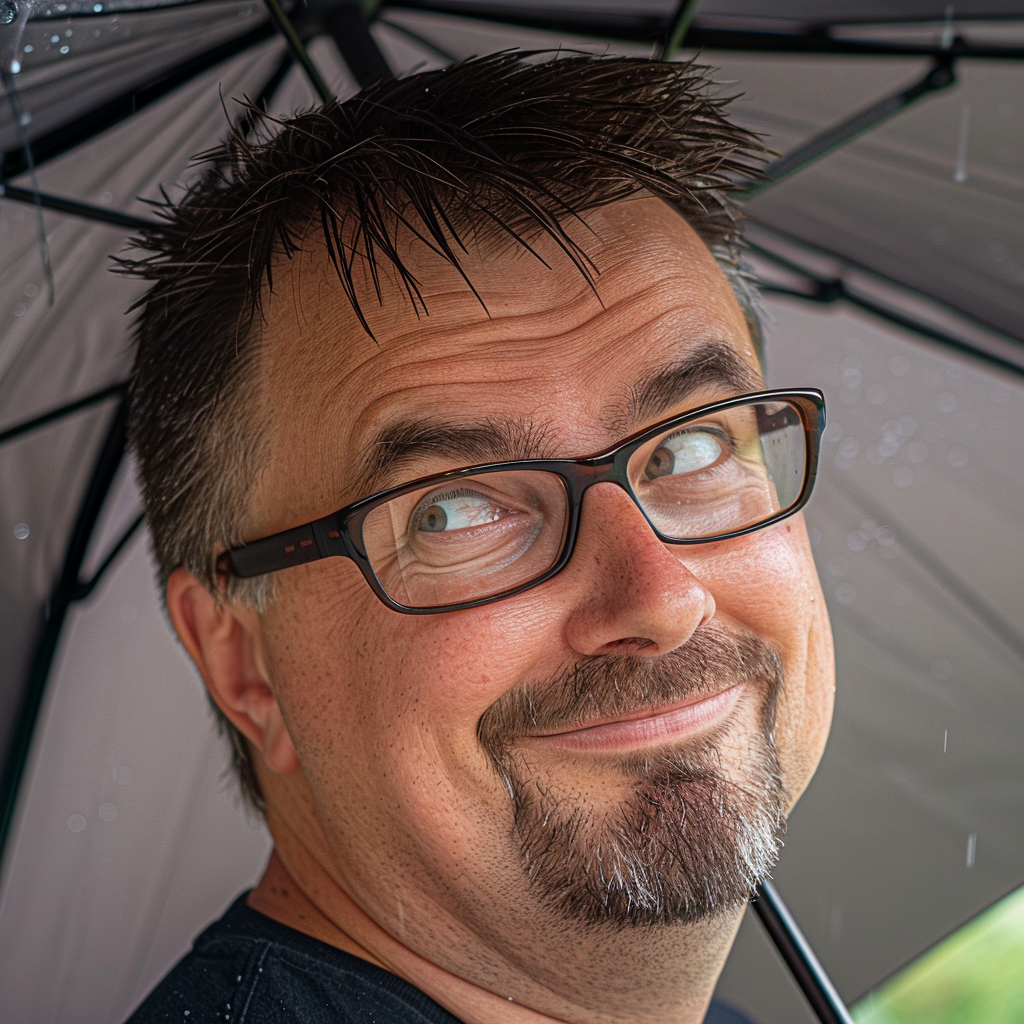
255, 198, 833, 960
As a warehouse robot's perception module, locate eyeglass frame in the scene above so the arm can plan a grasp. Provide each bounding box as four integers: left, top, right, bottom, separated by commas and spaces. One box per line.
222, 388, 825, 614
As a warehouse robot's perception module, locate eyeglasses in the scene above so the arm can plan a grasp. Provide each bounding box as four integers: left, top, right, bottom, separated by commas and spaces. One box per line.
224, 389, 824, 614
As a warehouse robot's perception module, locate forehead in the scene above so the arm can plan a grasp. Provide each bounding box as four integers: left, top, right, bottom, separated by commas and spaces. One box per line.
254, 199, 760, 528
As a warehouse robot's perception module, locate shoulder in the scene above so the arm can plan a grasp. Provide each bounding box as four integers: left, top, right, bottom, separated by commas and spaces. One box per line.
124, 894, 464, 1024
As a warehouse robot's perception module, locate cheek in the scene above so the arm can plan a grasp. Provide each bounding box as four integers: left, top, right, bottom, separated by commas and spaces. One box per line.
260, 559, 556, 811
686, 519, 835, 800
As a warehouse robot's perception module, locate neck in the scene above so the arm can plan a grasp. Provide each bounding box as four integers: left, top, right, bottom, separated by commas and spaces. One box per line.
249, 824, 742, 1024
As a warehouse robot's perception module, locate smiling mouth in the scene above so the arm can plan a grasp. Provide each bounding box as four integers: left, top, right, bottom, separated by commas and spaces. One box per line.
520, 684, 743, 754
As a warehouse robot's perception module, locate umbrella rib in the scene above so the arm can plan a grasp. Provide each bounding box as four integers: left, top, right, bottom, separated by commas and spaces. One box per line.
749, 237, 1024, 380
0, 399, 129, 869
0, 182, 158, 231
73, 513, 147, 602
261, 0, 334, 103
753, 881, 857, 1024
0, 380, 130, 447
744, 56, 957, 197
2, 23, 278, 179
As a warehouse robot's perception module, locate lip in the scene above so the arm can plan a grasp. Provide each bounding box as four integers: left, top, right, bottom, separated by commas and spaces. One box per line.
521, 684, 742, 754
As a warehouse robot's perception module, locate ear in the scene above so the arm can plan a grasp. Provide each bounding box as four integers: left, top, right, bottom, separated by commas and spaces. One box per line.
166, 567, 299, 775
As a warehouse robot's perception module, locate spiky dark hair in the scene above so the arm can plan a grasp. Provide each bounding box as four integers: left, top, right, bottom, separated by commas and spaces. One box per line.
119, 50, 767, 812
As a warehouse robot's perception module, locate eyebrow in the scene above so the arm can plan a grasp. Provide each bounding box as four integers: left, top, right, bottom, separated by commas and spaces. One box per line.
351, 417, 555, 497
350, 340, 761, 498
619, 339, 764, 429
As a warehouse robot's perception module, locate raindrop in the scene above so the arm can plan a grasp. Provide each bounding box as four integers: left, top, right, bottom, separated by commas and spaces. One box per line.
0, 0, 17, 26
94, 2, 103, 10
834, 583, 856, 606
822, 422, 843, 443
10, 60, 21, 74
236, 976, 241, 983
18, 111, 29, 126
67, 814, 86, 833
892, 467, 914, 487
846, 531, 868, 552
98, 802, 117, 822
838, 438, 859, 459
876, 526, 896, 546
23, 44, 32, 53
13, 303, 26, 317
966, 833, 976, 868
99, 191, 113, 205
50, 34, 60, 43
954, 104, 970, 183
59, 45, 70, 54
943, 729, 948, 753
947, 445, 969, 468
13, 523, 30, 540
24, 282, 37, 297
940, 3, 955, 49
113, 765, 132, 785
827, 557, 849, 577
65, 28, 72, 36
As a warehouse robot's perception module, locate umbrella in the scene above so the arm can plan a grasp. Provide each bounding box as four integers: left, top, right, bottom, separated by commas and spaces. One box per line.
1, 2, 1022, 1022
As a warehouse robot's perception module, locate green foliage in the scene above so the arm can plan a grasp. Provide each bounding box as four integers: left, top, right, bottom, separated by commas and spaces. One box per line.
853, 883, 1024, 1024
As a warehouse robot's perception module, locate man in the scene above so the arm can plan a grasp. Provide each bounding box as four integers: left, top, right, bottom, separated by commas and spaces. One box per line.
123, 51, 834, 1024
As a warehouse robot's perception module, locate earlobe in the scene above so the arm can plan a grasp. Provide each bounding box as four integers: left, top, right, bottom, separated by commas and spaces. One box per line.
165, 567, 299, 775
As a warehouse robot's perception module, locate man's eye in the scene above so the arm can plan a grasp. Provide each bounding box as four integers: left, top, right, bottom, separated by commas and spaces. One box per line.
411, 489, 506, 534
645, 429, 728, 478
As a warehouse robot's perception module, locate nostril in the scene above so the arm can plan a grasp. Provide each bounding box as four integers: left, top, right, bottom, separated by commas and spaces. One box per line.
603, 636, 657, 653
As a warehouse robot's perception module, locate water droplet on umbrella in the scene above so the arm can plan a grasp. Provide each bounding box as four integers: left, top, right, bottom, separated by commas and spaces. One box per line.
50, 34, 60, 43
0, 1, 18, 27
93, 2, 104, 10
59, 45, 70, 54
98, 802, 117, 822
13, 523, 30, 540
67, 814, 86, 833
966, 833, 976, 867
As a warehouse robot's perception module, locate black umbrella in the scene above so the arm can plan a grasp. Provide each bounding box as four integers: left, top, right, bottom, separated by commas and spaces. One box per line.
1, 3, 1022, 1021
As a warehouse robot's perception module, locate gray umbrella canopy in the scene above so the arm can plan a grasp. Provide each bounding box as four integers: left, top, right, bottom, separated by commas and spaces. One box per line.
1, 4, 1022, 1023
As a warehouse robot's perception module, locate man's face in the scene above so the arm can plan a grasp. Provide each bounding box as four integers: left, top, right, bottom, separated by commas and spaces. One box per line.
246, 198, 834, 976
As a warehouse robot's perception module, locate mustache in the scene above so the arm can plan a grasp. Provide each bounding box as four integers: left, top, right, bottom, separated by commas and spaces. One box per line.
478, 625, 784, 757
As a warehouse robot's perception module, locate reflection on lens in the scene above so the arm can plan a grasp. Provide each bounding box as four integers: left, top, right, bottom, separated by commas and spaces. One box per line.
362, 470, 568, 608
630, 400, 806, 539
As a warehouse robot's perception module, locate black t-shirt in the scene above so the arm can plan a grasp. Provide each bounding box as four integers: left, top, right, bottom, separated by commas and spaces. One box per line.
126, 893, 756, 1024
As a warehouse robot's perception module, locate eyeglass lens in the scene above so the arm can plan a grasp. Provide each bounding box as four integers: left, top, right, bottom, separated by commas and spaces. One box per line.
360, 399, 808, 609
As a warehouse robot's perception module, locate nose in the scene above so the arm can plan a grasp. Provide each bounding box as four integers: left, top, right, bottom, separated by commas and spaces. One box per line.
560, 481, 716, 658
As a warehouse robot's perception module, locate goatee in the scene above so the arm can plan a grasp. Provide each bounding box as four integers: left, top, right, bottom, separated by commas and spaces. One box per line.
477, 626, 787, 928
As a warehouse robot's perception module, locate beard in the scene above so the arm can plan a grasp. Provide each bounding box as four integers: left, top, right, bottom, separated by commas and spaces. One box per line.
477, 626, 787, 929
